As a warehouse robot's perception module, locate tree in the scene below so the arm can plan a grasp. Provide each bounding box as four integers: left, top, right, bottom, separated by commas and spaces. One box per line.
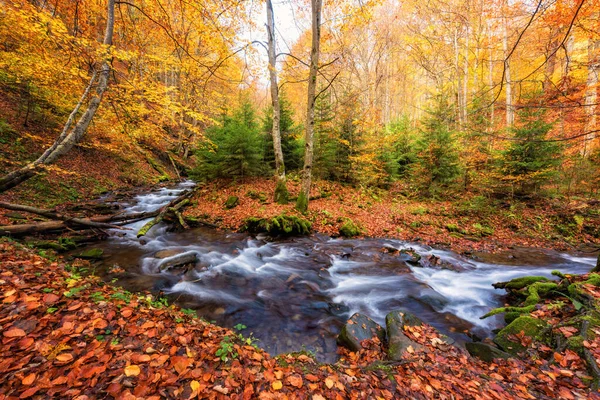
262, 94, 303, 172
266, 0, 289, 203
498, 108, 562, 196
0, 0, 115, 193
296, 0, 323, 213
387, 116, 417, 180
413, 95, 461, 195
192, 100, 265, 180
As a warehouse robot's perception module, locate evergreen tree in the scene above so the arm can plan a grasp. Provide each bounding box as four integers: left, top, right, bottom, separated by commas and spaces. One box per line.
498, 108, 561, 196
262, 94, 303, 171
313, 92, 338, 180
192, 100, 265, 180
386, 116, 417, 180
413, 95, 461, 195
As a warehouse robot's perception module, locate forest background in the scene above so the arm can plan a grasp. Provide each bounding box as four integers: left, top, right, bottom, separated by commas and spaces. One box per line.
0, 0, 599, 249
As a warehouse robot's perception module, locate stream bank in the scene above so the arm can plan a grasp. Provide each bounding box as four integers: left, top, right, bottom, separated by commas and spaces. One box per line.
71, 181, 596, 363
1, 239, 598, 399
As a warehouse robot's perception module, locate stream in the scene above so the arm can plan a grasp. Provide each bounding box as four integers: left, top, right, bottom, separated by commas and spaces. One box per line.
85, 182, 597, 363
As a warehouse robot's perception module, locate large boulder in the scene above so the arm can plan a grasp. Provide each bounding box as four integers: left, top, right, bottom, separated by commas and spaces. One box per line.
385, 311, 423, 360
337, 313, 386, 352
466, 342, 512, 362
493, 316, 548, 355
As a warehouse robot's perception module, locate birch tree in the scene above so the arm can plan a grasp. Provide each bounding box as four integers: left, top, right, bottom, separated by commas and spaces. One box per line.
266, 0, 289, 203
0, 0, 115, 193
296, 0, 323, 212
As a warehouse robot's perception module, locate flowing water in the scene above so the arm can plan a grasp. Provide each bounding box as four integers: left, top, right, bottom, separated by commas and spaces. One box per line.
86, 182, 597, 362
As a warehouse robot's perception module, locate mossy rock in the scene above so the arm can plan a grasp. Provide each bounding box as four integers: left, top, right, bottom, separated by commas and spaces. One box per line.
493, 316, 548, 355
466, 342, 512, 362
339, 219, 363, 238
337, 313, 386, 352
224, 196, 239, 209
76, 248, 104, 260
445, 223, 461, 233
243, 215, 311, 237
385, 311, 423, 360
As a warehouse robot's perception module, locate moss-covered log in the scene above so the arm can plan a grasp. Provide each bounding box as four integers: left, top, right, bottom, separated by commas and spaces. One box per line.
492, 276, 549, 290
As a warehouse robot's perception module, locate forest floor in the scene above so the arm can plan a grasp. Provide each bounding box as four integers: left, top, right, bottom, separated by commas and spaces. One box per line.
185, 177, 600, 254
1, 239, 599, 399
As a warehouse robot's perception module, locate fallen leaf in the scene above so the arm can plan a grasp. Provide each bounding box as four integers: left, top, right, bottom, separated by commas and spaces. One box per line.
21, 373, 36, 386
272, 380, 283, 391
124, 365, 141, 377
55, 353, 73, 363
325, 378, 335, 389
287, 375, 303, 388
4, 327, 26, 337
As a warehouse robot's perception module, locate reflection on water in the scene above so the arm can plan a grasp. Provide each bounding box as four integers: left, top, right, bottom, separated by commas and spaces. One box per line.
85, 182, 596, 362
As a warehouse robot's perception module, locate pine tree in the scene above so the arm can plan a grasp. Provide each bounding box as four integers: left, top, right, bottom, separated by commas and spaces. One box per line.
192, 100, 265, 180
498, 108, 561, 196
413, 95, 461, 195
386, 116, 417, 180
313, 92, 337, 180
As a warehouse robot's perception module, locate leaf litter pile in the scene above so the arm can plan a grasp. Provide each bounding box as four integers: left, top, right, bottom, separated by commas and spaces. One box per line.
1, 240, 599, 399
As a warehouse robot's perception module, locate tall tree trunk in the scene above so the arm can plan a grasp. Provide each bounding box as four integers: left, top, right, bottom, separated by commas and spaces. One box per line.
296, 0, 322, 212
463, 25, 469, 127
267, 0, 288, 204
0, 0, 115, 193
503, 13, 514, 127
582, 29, 600, 157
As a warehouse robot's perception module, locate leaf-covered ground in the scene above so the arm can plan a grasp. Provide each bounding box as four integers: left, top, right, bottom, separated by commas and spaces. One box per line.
1, 240, 599, 399
185, 178, 599, 254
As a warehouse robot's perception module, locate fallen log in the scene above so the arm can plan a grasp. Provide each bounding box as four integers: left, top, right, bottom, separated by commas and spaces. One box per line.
137, 190, 195, 238
0, 204, 163, 237
0, 201, 125, 230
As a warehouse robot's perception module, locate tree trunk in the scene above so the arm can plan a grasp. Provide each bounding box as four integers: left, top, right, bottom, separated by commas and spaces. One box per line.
296, 0, 322, 213
503, 12, 514, 127
582, 29, 599, 157
267, 0, 288, 204
0, 0, 115, 194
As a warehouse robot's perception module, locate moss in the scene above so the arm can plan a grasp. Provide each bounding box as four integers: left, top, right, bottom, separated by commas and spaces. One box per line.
481, 305, 536, 320
224, 196, 239, 209
493, 316, 548, 354
76, 248, 104, 260
567, 335, 585, 352
551, 270, 567, 279
445, 223, 460, 233
243, 214, 311, 237
274, 180, 289, 205
523, 282, 558, 306
339, 219, 363, 238
493, 276, 549, 290
472, 223, 494, 237
505, 312, 521, 324
295, 191, 308, 213
585, 274, 600, 286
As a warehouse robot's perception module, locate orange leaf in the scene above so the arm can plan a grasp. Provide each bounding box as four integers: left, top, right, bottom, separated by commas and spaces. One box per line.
55, 353, 73, 363
287, 375, 303, 388
4, 327, 26, 337
21, 373, 36, 386
124, 365, 141, 377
